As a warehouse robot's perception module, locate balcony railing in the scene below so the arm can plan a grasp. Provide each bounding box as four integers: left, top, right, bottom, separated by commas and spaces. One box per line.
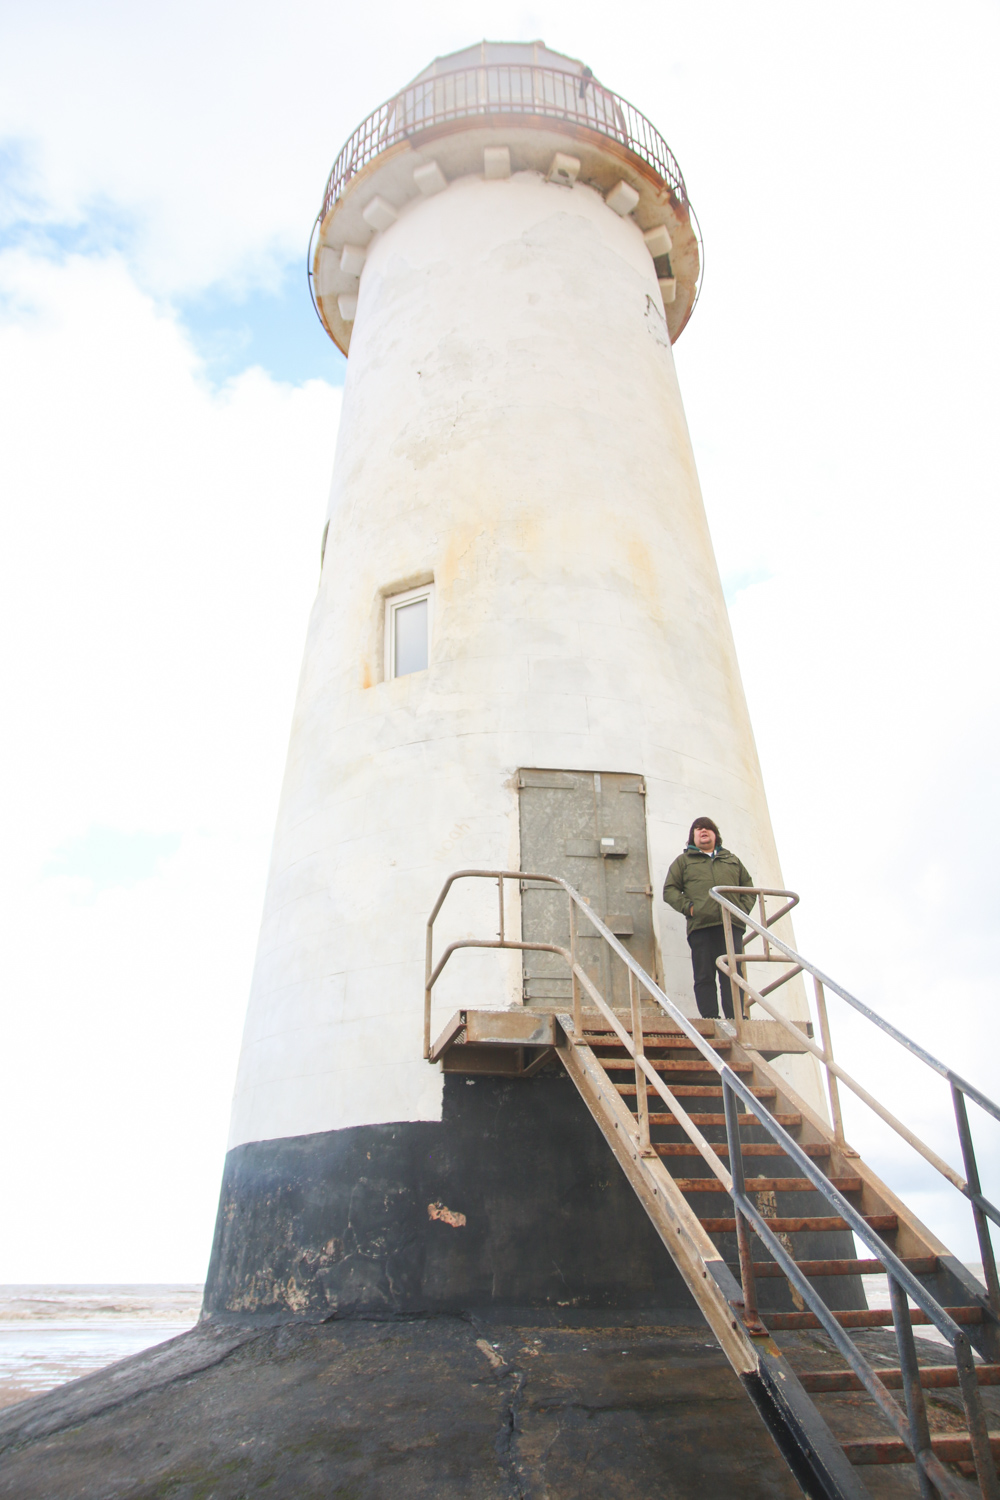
320, 65, 688, 220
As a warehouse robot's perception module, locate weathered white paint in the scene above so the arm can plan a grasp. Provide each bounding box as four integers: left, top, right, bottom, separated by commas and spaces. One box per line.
644, 225, 672, 257
606, 180, 640, 217
339, 244, 366, 276
361, 195, 397, 232
228, 168, 819, 1150
413, 160, 448, 197
548, 152, 580, 185
483, 146, 511, 180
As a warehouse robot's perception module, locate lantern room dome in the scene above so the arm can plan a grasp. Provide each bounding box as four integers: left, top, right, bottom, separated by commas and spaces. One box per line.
405, 40, 595, 86
310, 40, 701, 354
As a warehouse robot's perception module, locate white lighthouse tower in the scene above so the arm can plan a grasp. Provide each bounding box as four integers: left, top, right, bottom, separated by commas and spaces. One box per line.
205, 42, 811, 1320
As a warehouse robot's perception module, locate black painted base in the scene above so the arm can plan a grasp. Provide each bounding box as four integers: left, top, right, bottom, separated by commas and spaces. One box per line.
204, 1071, 861, 1321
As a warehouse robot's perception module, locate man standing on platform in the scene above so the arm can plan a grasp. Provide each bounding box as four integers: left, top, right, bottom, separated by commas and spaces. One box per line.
663, 818, 756, 1020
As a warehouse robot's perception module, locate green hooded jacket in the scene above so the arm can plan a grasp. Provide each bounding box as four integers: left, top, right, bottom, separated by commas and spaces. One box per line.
662, 845, 756, 936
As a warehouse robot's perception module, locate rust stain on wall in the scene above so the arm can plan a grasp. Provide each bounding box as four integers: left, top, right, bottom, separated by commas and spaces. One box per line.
427, 1201, 467, 1228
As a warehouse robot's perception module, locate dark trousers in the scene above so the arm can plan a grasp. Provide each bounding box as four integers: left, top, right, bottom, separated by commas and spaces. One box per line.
688, 925, 743, 1019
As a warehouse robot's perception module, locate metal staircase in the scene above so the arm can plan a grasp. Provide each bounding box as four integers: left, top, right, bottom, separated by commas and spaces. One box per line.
425, 870, 1000, 1499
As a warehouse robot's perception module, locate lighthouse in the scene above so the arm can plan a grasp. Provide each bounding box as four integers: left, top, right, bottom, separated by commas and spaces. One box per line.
204, 41, 818, 1321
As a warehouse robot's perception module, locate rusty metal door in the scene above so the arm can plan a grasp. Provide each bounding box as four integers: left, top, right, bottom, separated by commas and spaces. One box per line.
517, 769, 656, 1010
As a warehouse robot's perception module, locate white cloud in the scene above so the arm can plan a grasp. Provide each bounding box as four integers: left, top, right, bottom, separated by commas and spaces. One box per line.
0, 249, 338, 1278
44, 827, 183, 892
3, 0, 994, 304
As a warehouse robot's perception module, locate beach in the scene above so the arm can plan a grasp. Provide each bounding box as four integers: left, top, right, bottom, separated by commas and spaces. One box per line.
0, 1285, 202, 1410
0, 1265, 987, 1412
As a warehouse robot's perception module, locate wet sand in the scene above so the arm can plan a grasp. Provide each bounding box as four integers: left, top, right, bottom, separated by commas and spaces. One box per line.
861, 1261, 986, 1350
0, 1286, 201, 1409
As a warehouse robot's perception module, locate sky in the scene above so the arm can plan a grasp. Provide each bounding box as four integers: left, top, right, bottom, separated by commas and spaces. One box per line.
0, 0, 997, 1282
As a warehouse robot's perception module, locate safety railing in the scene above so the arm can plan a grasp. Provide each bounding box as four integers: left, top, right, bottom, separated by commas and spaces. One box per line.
320, 64, 689, 220
713, 885, 1000, 1322
426, 869, 571, 1060
426, 869, 1000, 1499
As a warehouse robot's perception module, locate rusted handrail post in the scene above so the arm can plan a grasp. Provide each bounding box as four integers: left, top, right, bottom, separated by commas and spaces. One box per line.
758, 890, 769, 961
723, 1074, 760, 1330
721, 907, 744, 1035
954, 1328, 1000, 1498
813, 977, 846, 1146
629, 968, 652, 1154
952, 1084, 1000, 1317
888, 1274, 936, 1500
569, 896, 581, 1036
424, 926, 434, 1060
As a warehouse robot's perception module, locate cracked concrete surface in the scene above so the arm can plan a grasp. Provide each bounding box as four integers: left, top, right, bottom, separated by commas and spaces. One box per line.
0, 1316, 805, 1498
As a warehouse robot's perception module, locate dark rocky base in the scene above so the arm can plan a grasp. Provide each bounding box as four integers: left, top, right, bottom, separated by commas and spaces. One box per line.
0, 1315, 807, 1499
0, 1314, 978, 1497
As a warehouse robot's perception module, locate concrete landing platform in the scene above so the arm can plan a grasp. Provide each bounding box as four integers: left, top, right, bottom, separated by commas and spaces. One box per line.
0, 1316, 804, 1498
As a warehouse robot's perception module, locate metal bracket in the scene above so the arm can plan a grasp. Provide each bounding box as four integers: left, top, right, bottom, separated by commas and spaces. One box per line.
730, 1298, 769, 1338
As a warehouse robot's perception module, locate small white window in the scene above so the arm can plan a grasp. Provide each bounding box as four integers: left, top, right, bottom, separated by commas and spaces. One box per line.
385, 584, 432, 679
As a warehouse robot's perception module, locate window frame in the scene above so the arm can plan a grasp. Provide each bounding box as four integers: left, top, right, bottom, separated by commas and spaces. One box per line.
384, 583, 434, 681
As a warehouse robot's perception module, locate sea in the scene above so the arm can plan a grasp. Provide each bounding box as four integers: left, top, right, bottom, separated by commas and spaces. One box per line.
0, 1285, 202, 1410
860, 1263, 986, 1350
0, 1266, 988, 1410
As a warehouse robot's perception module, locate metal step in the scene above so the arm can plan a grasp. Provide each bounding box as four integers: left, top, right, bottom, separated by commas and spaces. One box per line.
699, 1213, 898, 1233
633, 1108, 801, 1127
800, 1366, 1000, 1393
842, 1432, 1000, 1467
764, 1306, 984, 1331
736, 1257, 938, 1279
580, 1029, 719, 1042
614, 1084, 778, 1098
655, 1142, 831, 1158
672, 1175, 862, 1193
585, 1034, 733, 1051
600, 1057, 755, 1074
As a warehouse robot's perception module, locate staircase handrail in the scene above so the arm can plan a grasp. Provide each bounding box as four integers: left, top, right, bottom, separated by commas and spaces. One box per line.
426, 868, 730, 1075
712, 885, 1000, 1317
426, 868, 1000, 1496
425, 868, 990, 1329
711, 886, 999, 1124
425, 876, 1000, 1494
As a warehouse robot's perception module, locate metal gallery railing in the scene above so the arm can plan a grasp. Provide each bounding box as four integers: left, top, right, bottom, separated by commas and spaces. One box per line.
713, 885, 1000, 1322
425, 869, 1000, 1498
321, 64, 689, 220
